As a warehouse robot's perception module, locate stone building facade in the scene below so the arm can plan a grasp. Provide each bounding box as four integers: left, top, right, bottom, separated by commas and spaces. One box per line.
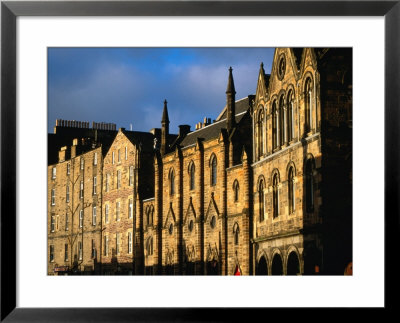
48, 47, 352, 275
48, 139, 104, 275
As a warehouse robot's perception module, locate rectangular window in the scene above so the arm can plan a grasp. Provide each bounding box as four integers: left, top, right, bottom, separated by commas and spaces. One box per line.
116, 201, 120, 221
80, 157, 84, 170
112, 152, 115, 164
64, 244, 69, 262
50, 215, 55, 232
80, 181, 84, 199
52, 167, 56, 179
118, 149, 121, 162
51, 189, 55, 206
91, 239, 96, 259
50, 245, 54, 262
104, 236, 109, 256
93, 176, 97, 195
128, 199, 133, 219
56, 215, 59, 231
116, 233, 120, 255
94, 152, 98, 165
129, 166, 133, 186
125, 146, 128, 160
106, 174, 110, 192
92, 206, 97, 226
105, 204, 109, 223
78, 242, 82, 260
128, 232, 132, 254
67, 163, 70, 175
117, 170, 121, 189
66, 185, 70, 203
79, 210, 83, 228
65, 213, 69, 231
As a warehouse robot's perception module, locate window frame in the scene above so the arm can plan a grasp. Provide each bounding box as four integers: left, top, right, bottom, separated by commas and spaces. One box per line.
92, 206, 97, 226
210, 155, 217, 186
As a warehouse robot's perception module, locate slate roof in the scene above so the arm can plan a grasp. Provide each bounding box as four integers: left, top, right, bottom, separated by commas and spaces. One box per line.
179, 97, 252, 148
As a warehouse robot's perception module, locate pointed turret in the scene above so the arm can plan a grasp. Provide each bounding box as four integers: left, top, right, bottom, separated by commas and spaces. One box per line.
226, 67, 236, 133
161, 99, 170, 155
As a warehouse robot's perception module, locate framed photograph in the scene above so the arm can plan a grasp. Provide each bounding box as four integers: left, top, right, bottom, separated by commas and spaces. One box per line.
1, 0, 396, 321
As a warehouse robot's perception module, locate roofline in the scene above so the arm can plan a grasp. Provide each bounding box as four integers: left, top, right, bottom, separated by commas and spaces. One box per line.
215, 96, 251, 121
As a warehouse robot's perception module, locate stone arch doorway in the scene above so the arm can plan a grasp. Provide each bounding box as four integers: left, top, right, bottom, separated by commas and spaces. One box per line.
256, 256, 268, 275
287, 251, 300, 275
271, 253, 283, 275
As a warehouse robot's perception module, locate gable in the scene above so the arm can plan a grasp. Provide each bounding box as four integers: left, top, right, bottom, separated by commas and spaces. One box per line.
205, 194, 219, 222
183, 198, 196, 225
164, 203, 176, 228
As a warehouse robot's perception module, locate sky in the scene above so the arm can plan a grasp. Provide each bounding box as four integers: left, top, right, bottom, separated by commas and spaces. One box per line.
48, 48, 275, 134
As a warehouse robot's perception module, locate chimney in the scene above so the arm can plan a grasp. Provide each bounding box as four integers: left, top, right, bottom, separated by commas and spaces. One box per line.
71, 138, 79, 158
58, 146, 67, 162
178, 125, 191, 137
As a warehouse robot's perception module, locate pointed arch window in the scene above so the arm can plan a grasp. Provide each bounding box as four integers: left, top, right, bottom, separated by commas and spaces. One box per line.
287, 90, 294, 142
305, 158, 315, 213
273, 173, 279, 218
288, 166, 295, 214
258, 180, 265, 222
233, 223, 240, 246
211, 156, 217, 186
189, 162, 195, 191
272, 101, 278, 150
279, 95, 286, 145
257, 109, 264, 159
170, 169, 175, 195
233, 180, 240, 202
304, 77, 313, 134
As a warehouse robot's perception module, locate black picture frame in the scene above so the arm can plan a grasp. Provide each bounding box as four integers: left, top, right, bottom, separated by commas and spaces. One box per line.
1, 0, 397, 321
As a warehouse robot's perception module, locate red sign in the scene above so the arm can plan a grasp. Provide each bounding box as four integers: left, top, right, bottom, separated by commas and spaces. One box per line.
234, 265, 241, 276
54, 266, 69, 272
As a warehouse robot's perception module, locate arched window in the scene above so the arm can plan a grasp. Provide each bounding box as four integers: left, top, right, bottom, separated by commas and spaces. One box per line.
304, 77, 313, 134
169, 169, 175, 195
305, 158, 314, 213
233, 223, 240, 245
211, 155, 217, 186
273, 173, 279, 218
258, 180, 265, 222
189, 162, 195, 191
272, 101, 278, 150
257, 109, 264, 159
287, 90, 294, 142
279, 95, 286, 145
147, 237, 153, 256
288, 167, 295, 214
233, 180, 239, 202
150, 206, 154, 226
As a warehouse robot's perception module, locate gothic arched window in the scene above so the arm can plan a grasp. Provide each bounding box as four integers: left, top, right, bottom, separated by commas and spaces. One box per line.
305, 158, 315, 213
257, 109, 264, 159
169, 168, 175, 195
258, 179, 265, 222
272, 101, 278, 150
233, 223, 240, 246
304, 77, 313, 134
211, 155, 217, 186
233, 180, 239, 202
288, 166, 295, 214
189, 162, 195, 191
287, 90, 294, 142
273, 173, 279, 218
279, 95, 285, 145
